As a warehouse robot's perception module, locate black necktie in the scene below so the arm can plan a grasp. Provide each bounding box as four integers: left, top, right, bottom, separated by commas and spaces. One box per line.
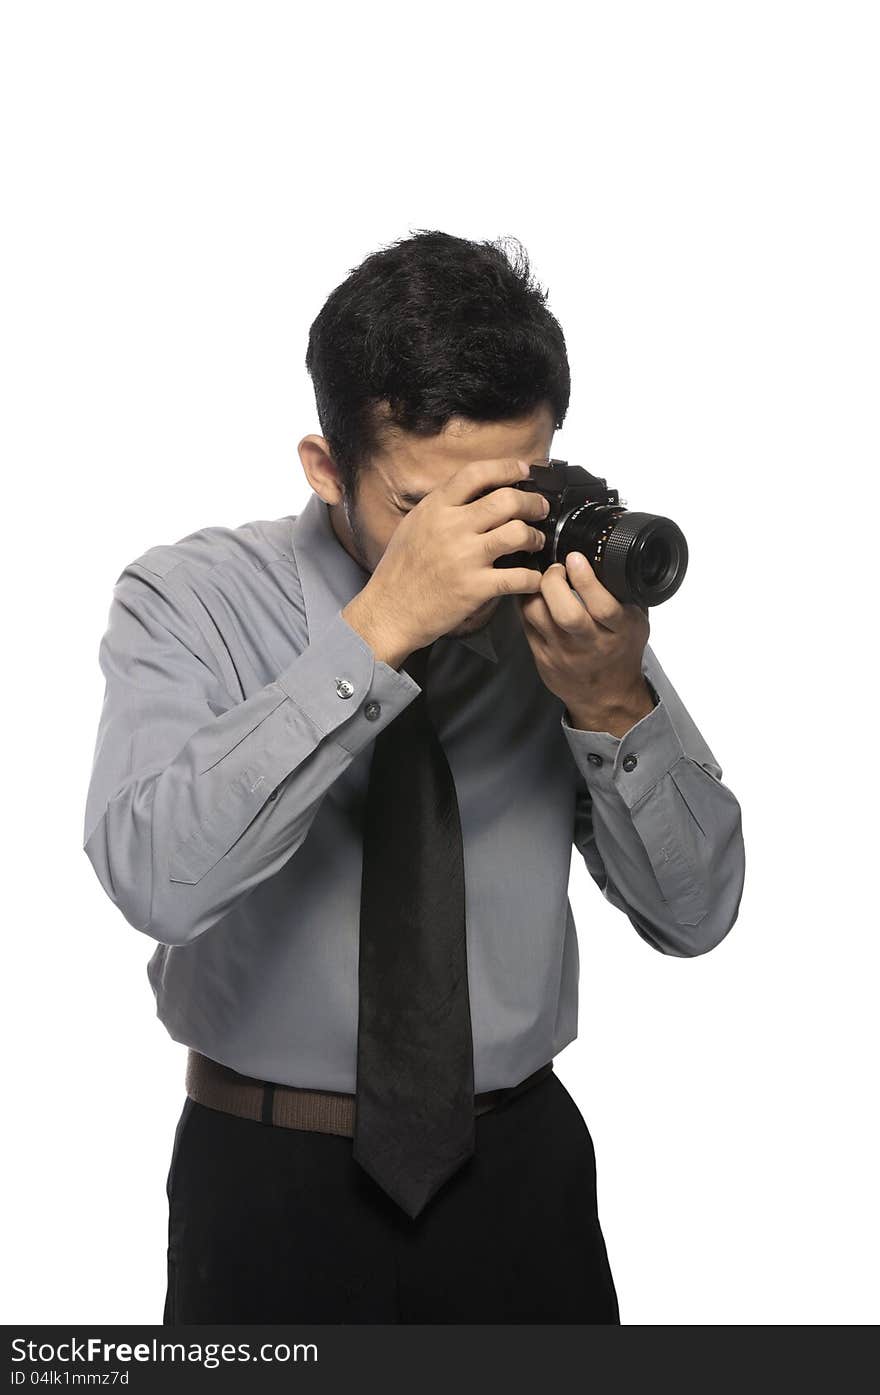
353, 641, 476, 1219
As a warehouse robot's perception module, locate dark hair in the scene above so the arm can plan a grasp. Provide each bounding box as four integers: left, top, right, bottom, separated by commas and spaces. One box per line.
304, 229, 570, 500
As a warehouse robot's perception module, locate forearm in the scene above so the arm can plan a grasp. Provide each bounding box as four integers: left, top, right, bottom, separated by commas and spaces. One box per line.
567, 644, 746, 955
342, 590, 413, 670
565, 674, 656, 739
83, 594, 420, 946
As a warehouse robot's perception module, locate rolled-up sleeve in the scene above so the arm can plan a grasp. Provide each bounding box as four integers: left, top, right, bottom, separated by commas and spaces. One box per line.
82, 563, 420, 946
563, 641, 745, 956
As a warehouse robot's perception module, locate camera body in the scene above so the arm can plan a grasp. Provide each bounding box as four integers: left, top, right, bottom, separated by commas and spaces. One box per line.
493, 458, 689, 608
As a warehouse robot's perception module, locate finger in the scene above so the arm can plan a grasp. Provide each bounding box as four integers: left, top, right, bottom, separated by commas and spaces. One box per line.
481, 517, 546, 564
463, 482, 551, 532
540, 562, 601, 634
563, 551, 626, 630
515, 596, 552, 655
518, 589, 555, 638
439, 456, 533, 507
488, 564, 544, 598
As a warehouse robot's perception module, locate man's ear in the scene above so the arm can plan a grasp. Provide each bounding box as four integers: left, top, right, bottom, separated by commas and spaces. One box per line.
298, 434, 345, 505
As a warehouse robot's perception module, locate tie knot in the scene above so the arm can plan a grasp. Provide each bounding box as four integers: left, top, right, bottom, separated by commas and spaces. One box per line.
403, 643, 432, 689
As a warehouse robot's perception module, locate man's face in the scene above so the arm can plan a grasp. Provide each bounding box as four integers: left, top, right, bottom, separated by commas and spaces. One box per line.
314, 401, 556, 638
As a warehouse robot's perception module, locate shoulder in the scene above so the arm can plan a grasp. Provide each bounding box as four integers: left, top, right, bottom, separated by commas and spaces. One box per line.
126, 515, 298, 587
110, 515, 305, 643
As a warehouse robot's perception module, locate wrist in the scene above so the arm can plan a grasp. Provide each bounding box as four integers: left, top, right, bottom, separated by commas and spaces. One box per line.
342, 591, 412, 671
566, 677, 656, 738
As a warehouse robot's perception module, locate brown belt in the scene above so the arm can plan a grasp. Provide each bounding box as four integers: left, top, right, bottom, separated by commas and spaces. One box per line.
185, 1049, 554, 1137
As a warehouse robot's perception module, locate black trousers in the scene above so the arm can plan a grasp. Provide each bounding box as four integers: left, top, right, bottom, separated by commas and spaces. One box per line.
163, 1068, 620, 1324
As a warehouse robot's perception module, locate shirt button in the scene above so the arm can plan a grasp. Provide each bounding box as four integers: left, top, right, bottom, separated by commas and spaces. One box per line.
622, 753, 638, 771
335, 677, 355, 699
364, 701, 381, 721
587, 752, 603, 767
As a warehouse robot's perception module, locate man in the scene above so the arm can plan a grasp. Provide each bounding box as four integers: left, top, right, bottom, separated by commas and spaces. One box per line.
83, 229, 745, 1324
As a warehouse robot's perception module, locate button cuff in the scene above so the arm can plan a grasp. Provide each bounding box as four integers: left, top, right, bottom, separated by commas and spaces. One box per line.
276, 609, 377, 738
613, 699, 687, 809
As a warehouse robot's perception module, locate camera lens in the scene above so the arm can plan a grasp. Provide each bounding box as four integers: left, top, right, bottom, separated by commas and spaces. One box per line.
640, 536, 668, 587
558, 506, 688, 606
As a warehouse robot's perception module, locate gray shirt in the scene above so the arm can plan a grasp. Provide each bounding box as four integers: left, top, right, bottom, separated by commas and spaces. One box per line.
82, 489, 746, 1093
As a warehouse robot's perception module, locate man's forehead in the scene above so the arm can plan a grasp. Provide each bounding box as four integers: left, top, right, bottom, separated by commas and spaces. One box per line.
381, 446, 467, 501
375, 405, 555, 498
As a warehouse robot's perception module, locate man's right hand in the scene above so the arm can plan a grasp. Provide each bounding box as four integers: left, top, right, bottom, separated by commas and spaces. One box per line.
342, 457, 550, 669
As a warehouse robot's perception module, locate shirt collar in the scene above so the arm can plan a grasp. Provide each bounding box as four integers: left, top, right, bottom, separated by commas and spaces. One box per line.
288, 490, 505, 664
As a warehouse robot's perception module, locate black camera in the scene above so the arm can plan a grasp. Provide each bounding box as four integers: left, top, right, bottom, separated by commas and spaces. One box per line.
493, 459, 688, 607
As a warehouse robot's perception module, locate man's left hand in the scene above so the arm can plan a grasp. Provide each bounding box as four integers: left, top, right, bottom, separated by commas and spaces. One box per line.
515, 551, 654, 738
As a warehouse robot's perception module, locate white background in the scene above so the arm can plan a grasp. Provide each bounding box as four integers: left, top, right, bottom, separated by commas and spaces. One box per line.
2, 1, 877, 1325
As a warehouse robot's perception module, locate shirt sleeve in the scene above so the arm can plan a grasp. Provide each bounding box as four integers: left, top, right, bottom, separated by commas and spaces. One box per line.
82, 562, 420, 946
563, 640, 746, 956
